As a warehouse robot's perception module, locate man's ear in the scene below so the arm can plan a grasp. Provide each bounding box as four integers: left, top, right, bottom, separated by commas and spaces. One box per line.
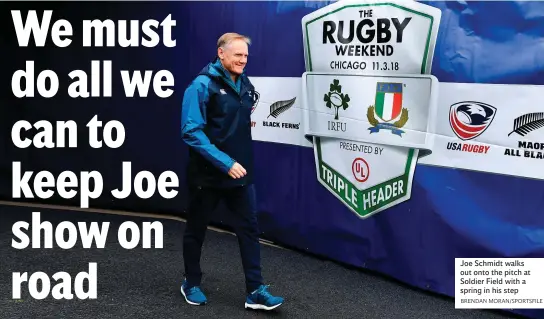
217, 47, 224, 59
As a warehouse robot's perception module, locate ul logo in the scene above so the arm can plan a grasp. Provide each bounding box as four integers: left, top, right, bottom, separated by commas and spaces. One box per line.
352, 158, 369, 183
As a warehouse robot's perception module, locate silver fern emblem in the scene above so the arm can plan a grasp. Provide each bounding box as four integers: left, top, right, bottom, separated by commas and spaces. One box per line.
508, 112, 544, 137
267, 97, 296, 119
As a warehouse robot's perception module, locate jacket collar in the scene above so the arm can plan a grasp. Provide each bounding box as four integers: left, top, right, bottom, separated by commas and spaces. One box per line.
211, 57, 251, 95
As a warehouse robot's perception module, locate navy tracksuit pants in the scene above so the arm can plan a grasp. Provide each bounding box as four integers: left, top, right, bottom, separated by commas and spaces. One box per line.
182, 183, 264, 293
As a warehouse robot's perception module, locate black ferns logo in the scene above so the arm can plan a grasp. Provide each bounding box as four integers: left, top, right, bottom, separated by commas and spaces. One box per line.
508, 112, 544, 137
324, 79, 350, 120
251, 90, 296, 119
267, 97, 296, 119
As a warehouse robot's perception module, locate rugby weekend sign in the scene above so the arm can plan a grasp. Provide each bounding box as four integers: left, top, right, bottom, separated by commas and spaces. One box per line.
300, 0, 442, 218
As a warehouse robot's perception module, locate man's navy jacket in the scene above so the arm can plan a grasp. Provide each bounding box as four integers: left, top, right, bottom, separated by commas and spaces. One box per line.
181, 58, 257, 188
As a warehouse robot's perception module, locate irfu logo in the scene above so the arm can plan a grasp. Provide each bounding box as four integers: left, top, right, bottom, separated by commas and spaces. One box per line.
324, 79, 350, 120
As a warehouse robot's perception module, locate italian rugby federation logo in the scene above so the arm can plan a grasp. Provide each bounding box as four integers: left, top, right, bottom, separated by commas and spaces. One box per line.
449, 101, 496, 140
367, 82, 409, 136
324, 79, 350, 120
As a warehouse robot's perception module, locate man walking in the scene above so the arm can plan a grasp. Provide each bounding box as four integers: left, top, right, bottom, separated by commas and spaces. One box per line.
180, 32, 284, 311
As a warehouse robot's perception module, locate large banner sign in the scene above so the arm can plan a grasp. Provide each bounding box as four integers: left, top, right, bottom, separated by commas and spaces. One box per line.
248, 79, 544, 182
299, 0, 442, 218
419, 82, 544, 181
249, 77, 311, 148
301, 0, 442, 75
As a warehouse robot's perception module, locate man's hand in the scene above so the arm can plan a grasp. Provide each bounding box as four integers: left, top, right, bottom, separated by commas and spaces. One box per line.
228, 162, 247, 179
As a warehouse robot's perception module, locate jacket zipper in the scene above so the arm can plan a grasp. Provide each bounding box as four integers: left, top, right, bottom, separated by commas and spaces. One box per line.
219, 75, 249, 186
222, 80, 245, 105
218, 73, 249, 99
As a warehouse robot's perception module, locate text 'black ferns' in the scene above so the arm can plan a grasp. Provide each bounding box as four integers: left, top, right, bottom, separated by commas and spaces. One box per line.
508, 112, 544, 137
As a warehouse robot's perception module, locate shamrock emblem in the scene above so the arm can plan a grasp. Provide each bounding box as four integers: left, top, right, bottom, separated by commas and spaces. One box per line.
324, 79, 350, 120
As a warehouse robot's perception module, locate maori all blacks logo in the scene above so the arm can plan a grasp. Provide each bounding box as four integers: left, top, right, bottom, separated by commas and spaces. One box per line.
449, 101, 497, 140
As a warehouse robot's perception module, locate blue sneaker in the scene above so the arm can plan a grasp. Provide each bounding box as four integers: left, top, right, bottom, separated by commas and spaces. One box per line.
181, 280, 207, 305
245, 285, 284, 310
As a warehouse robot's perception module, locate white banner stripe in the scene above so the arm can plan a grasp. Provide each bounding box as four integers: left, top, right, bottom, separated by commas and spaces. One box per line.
249, 76, 544, 182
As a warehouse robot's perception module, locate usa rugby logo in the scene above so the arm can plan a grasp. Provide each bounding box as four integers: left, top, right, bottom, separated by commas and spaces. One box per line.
449, 101, 496, 140
251, 91, 260, 114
